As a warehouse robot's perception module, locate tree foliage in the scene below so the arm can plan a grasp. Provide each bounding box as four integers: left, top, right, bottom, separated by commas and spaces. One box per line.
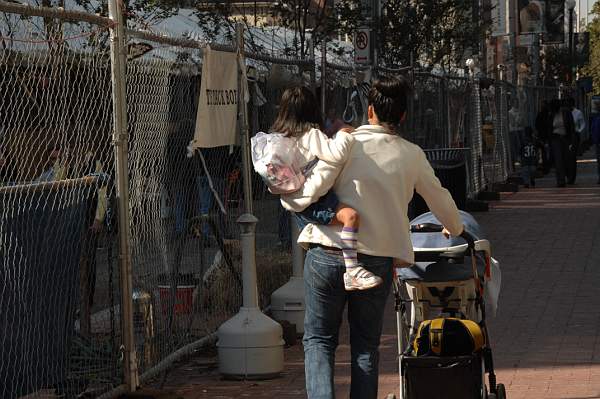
582, 1, 600, 93
541, 45, 571, 85
194, 0, 367, 58
377, 0, 482, 70
74, 0, 180, 26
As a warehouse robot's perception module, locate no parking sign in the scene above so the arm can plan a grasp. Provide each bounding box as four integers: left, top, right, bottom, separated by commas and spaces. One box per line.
354, 28, 370, 65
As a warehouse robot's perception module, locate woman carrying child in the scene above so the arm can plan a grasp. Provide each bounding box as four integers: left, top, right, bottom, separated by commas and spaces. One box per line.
271, 77, 463, 399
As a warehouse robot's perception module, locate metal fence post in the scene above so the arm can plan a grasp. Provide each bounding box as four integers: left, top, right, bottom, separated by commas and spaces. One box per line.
308, 38, 316, 93
236, 23, 253, 215
321, 40, 327, 119
108, 0, 138, 391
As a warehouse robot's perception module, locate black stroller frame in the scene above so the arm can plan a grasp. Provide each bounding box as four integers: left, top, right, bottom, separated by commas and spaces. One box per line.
390, 223, 506, 399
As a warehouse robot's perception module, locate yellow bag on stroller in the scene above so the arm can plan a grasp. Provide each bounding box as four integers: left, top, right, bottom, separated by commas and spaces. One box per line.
413, 317, 485, 357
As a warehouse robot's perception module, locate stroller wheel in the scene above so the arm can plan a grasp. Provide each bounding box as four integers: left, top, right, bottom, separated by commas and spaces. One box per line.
496, 384, 507, 399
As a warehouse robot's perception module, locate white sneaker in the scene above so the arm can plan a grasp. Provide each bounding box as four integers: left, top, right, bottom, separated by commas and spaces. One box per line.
344, 267, 383, 291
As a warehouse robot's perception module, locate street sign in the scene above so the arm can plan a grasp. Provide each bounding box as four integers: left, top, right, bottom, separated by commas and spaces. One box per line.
491, 0, 509, 37
354, 28, 370, 65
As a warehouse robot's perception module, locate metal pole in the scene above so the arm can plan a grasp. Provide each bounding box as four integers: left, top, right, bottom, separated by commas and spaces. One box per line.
236, 23, 253, 215
107, 0, 137, 392
308, 38, 316, 94
321, 40, 327, 119
532, 33, 540, 86
239, 214, 259, 308
511, 32, 518, 85
569, 8, 574, 84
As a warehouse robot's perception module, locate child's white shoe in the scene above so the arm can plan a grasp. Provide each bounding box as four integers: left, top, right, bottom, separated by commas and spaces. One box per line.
343, 267, 383, 291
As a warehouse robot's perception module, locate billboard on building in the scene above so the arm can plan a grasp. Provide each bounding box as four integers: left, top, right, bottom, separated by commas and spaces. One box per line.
492, 0, 509, 37
544, 0, 565, 43
519, 0, 545, 34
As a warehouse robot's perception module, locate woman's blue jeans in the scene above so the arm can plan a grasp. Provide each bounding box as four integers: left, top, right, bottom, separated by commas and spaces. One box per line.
303, 246, 393, 399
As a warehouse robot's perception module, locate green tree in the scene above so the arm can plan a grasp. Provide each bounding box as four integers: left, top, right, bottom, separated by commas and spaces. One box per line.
582, 1, 600, 93
541, 45, 571, 85
194, 0, 367, 59
377, 0, 483, 71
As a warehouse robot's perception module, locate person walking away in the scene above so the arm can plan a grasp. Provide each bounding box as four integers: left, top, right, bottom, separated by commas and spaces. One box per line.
535, 100, 552, 174
590, 101, 600, 184
562, 99, 578, 184
521, 127, 538, 188
509, 99, 523, 166
567, 97, 586, 155
280, 77, 464, 399
569, 97, 586, 155
549, 99, 576, 187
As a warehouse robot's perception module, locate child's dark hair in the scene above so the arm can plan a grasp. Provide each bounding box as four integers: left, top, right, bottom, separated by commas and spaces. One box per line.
368, 76, 412, 133
271, 86, 322, 137
524, 126, 534, 138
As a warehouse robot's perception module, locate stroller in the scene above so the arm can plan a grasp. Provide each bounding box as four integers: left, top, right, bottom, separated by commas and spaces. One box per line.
390, 211, 505, 399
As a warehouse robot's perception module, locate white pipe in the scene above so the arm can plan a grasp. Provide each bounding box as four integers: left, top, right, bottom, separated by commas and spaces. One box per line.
96, 334, 218, 399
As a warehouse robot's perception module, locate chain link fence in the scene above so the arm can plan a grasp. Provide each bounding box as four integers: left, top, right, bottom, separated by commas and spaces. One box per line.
0, 8, 123, 397
0, 3, 306, 397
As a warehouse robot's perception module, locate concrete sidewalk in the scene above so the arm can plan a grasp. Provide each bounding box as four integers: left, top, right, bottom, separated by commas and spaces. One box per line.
155, 155, 600, 399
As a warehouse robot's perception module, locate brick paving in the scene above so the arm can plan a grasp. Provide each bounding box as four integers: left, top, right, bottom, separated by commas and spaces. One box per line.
155, 154, 600, 399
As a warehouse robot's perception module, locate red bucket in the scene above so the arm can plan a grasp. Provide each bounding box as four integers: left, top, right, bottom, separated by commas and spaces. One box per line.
158, 285, 195, 315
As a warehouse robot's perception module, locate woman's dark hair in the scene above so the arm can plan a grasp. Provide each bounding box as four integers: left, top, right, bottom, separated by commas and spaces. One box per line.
368, 76, 412, 132
271, 86, 322, 137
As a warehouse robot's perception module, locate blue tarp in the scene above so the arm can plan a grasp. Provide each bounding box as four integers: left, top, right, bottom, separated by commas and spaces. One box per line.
0, 181, 96, 397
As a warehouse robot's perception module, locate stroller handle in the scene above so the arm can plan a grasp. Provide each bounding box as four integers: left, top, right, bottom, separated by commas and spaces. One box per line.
410, 223, 476, 249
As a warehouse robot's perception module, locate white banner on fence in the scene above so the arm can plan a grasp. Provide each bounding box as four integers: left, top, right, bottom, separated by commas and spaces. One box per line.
192, 46, 239, 149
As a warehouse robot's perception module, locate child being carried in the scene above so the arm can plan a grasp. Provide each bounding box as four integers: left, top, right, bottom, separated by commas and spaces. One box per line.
251, 86, 382, 291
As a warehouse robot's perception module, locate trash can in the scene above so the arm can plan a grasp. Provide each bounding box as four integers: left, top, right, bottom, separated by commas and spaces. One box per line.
409, 149, 468, 220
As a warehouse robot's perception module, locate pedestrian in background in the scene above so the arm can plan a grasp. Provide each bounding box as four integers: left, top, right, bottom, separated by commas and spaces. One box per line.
568, 97, 585, 155
36, 146, 67, 182
509, 99, 523, 166
590, 100, 600, 184
549, 99, 576, 187
535, 100, 552, 174
521, 127, 537, 188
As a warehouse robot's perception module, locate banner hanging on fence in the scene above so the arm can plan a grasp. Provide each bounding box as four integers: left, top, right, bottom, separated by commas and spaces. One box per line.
192, 46, 240, 148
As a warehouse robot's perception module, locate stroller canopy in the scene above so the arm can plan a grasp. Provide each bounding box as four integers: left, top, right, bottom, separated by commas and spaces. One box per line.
397, 211, 486, 282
